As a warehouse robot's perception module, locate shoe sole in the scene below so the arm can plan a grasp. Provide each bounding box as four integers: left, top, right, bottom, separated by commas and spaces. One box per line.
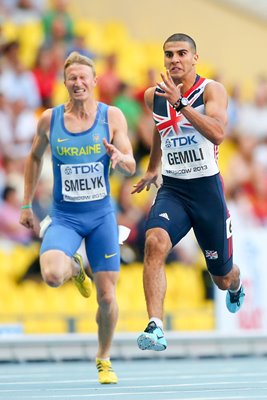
99, 379, 118, 384
137, 333, 166, 351
73, 276, 92, 298
72, 254, 92, 298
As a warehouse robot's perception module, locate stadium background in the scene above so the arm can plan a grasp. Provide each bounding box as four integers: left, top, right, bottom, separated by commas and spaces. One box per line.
73, 0, 267, 95
0, 0, 267, 338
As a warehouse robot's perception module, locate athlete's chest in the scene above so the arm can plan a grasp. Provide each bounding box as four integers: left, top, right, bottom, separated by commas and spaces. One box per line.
64, 116, 96, 133
153, 78, 207, 138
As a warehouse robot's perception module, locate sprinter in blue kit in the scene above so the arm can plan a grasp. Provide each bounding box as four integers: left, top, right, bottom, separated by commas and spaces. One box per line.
20, 52, 136, 383
132, 33, 245, 352
40, 101, 122, 273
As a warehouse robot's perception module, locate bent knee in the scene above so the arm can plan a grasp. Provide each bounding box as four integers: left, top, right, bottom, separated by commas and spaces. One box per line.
212, 263, 240, 291
41, 268, 63, 287
97, 291, 116, 310
145, 229, 172, 256
40, 250, 69, 287
212, 274, 233, 290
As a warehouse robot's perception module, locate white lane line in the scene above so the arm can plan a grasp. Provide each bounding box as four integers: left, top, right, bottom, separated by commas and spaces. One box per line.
0, 380, 267, 394
1, 371, 267, 385
0, 378, 267, 387
28, 388, 267, 399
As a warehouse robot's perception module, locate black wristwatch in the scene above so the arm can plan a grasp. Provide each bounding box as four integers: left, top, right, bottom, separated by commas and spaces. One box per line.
172, 97, 189, 112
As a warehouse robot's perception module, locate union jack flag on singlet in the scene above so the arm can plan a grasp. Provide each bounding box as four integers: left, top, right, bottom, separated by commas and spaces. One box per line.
153, 75, 206, 138
153, 95, 183, 137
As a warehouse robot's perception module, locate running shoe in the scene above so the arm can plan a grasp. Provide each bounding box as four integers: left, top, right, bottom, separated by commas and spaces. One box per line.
96, 358, 118, 384
226, 285, 245, 313
137, 321, 167, 351
72, 253, 92, 298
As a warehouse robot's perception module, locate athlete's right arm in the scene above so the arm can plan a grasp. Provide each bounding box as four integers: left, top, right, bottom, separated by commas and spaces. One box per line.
20, 109, 51, 229
132, 87, 162, 194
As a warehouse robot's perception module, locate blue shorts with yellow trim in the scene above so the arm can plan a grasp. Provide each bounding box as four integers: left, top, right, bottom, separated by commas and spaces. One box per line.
40, 207, 120, 273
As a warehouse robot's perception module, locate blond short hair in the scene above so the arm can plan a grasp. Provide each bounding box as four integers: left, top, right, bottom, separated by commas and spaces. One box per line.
64, 51, 96, 78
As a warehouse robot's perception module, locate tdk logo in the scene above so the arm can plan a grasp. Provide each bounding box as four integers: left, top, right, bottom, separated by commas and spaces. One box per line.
165, 139, 172, 148
64, 167, 72, 175
169, 135, 198, 147
70, 164, 100, 174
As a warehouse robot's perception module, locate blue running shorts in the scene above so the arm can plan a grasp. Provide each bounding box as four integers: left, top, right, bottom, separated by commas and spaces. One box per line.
40, 207, 120, 273
146, 174, 233, 276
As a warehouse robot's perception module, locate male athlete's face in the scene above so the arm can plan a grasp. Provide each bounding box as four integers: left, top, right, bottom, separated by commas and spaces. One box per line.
64, 63, 97, 100
163, 41, 198, 81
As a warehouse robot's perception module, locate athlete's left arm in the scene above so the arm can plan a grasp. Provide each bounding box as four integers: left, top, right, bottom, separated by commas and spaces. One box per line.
104, 106, 136, 176
181, 81, 228, 145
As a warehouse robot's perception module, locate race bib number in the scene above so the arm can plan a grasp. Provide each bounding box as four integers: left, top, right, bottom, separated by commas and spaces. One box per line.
61, 162, 107, 202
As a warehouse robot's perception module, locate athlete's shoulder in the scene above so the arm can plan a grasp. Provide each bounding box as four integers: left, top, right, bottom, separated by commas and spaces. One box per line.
36, 108, 55, 142
107, 104, 125, 119
107, 105, 127, 133
204, 80, 227, 98
38, 108, 53, 128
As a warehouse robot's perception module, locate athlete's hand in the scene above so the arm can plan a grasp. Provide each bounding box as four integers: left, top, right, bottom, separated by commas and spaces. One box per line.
19, 209, 34, 230
131, 172, 159, 194
156, 70, 183, 106
103, 137, 123, 169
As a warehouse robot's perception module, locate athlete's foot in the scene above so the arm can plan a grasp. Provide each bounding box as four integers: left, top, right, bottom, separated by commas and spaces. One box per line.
226, 285, 245, 313
96, 358, 118, 384
137, 321, 167, 351
72, 253, 92, 298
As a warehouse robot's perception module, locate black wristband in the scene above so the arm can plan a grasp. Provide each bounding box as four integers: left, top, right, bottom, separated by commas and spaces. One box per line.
174, 97, 189, 112
172, 98, 181, 110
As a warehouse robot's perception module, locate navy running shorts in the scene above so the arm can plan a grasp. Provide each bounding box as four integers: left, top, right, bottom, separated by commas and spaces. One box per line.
146, 173, 233, 276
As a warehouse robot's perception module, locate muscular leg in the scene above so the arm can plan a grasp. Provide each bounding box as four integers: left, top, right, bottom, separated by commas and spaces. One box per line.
143, 228, 172, 320
211, 263, 241, 291
94, 271, 119, 358
40, 249, 79, 287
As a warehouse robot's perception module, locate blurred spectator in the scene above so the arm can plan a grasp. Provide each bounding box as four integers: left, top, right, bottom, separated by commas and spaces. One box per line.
113, 82, 142, 145
97, 53, 122, 104
10, 99, 38, 156
0, 185, 33, 243
227, 83, 241, 136
135, 102, 154, 164
0, 96, 37, 159
66, 35, 96, 60
32, 151, 53, 222
242, 163, 267, 225
32, 180, 52, 223
235, 78, 267, 142
224, 131, 267, 228
9, 0, 42, 25
0, 0, 46, 15
32, 46, 57, 108
0, 0, 18, 15
42, 0, 74, 45
0, 40, 41, 109
135, 68, 157, 105
116, 178, 144, 232
223, 133, 257, 199
0, 92, 13, 156
1, 40, 20, 69
133, 68, 157, 162
50, 41, 66, 75
227, 188, 259, 230
0, 16, 6, 50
